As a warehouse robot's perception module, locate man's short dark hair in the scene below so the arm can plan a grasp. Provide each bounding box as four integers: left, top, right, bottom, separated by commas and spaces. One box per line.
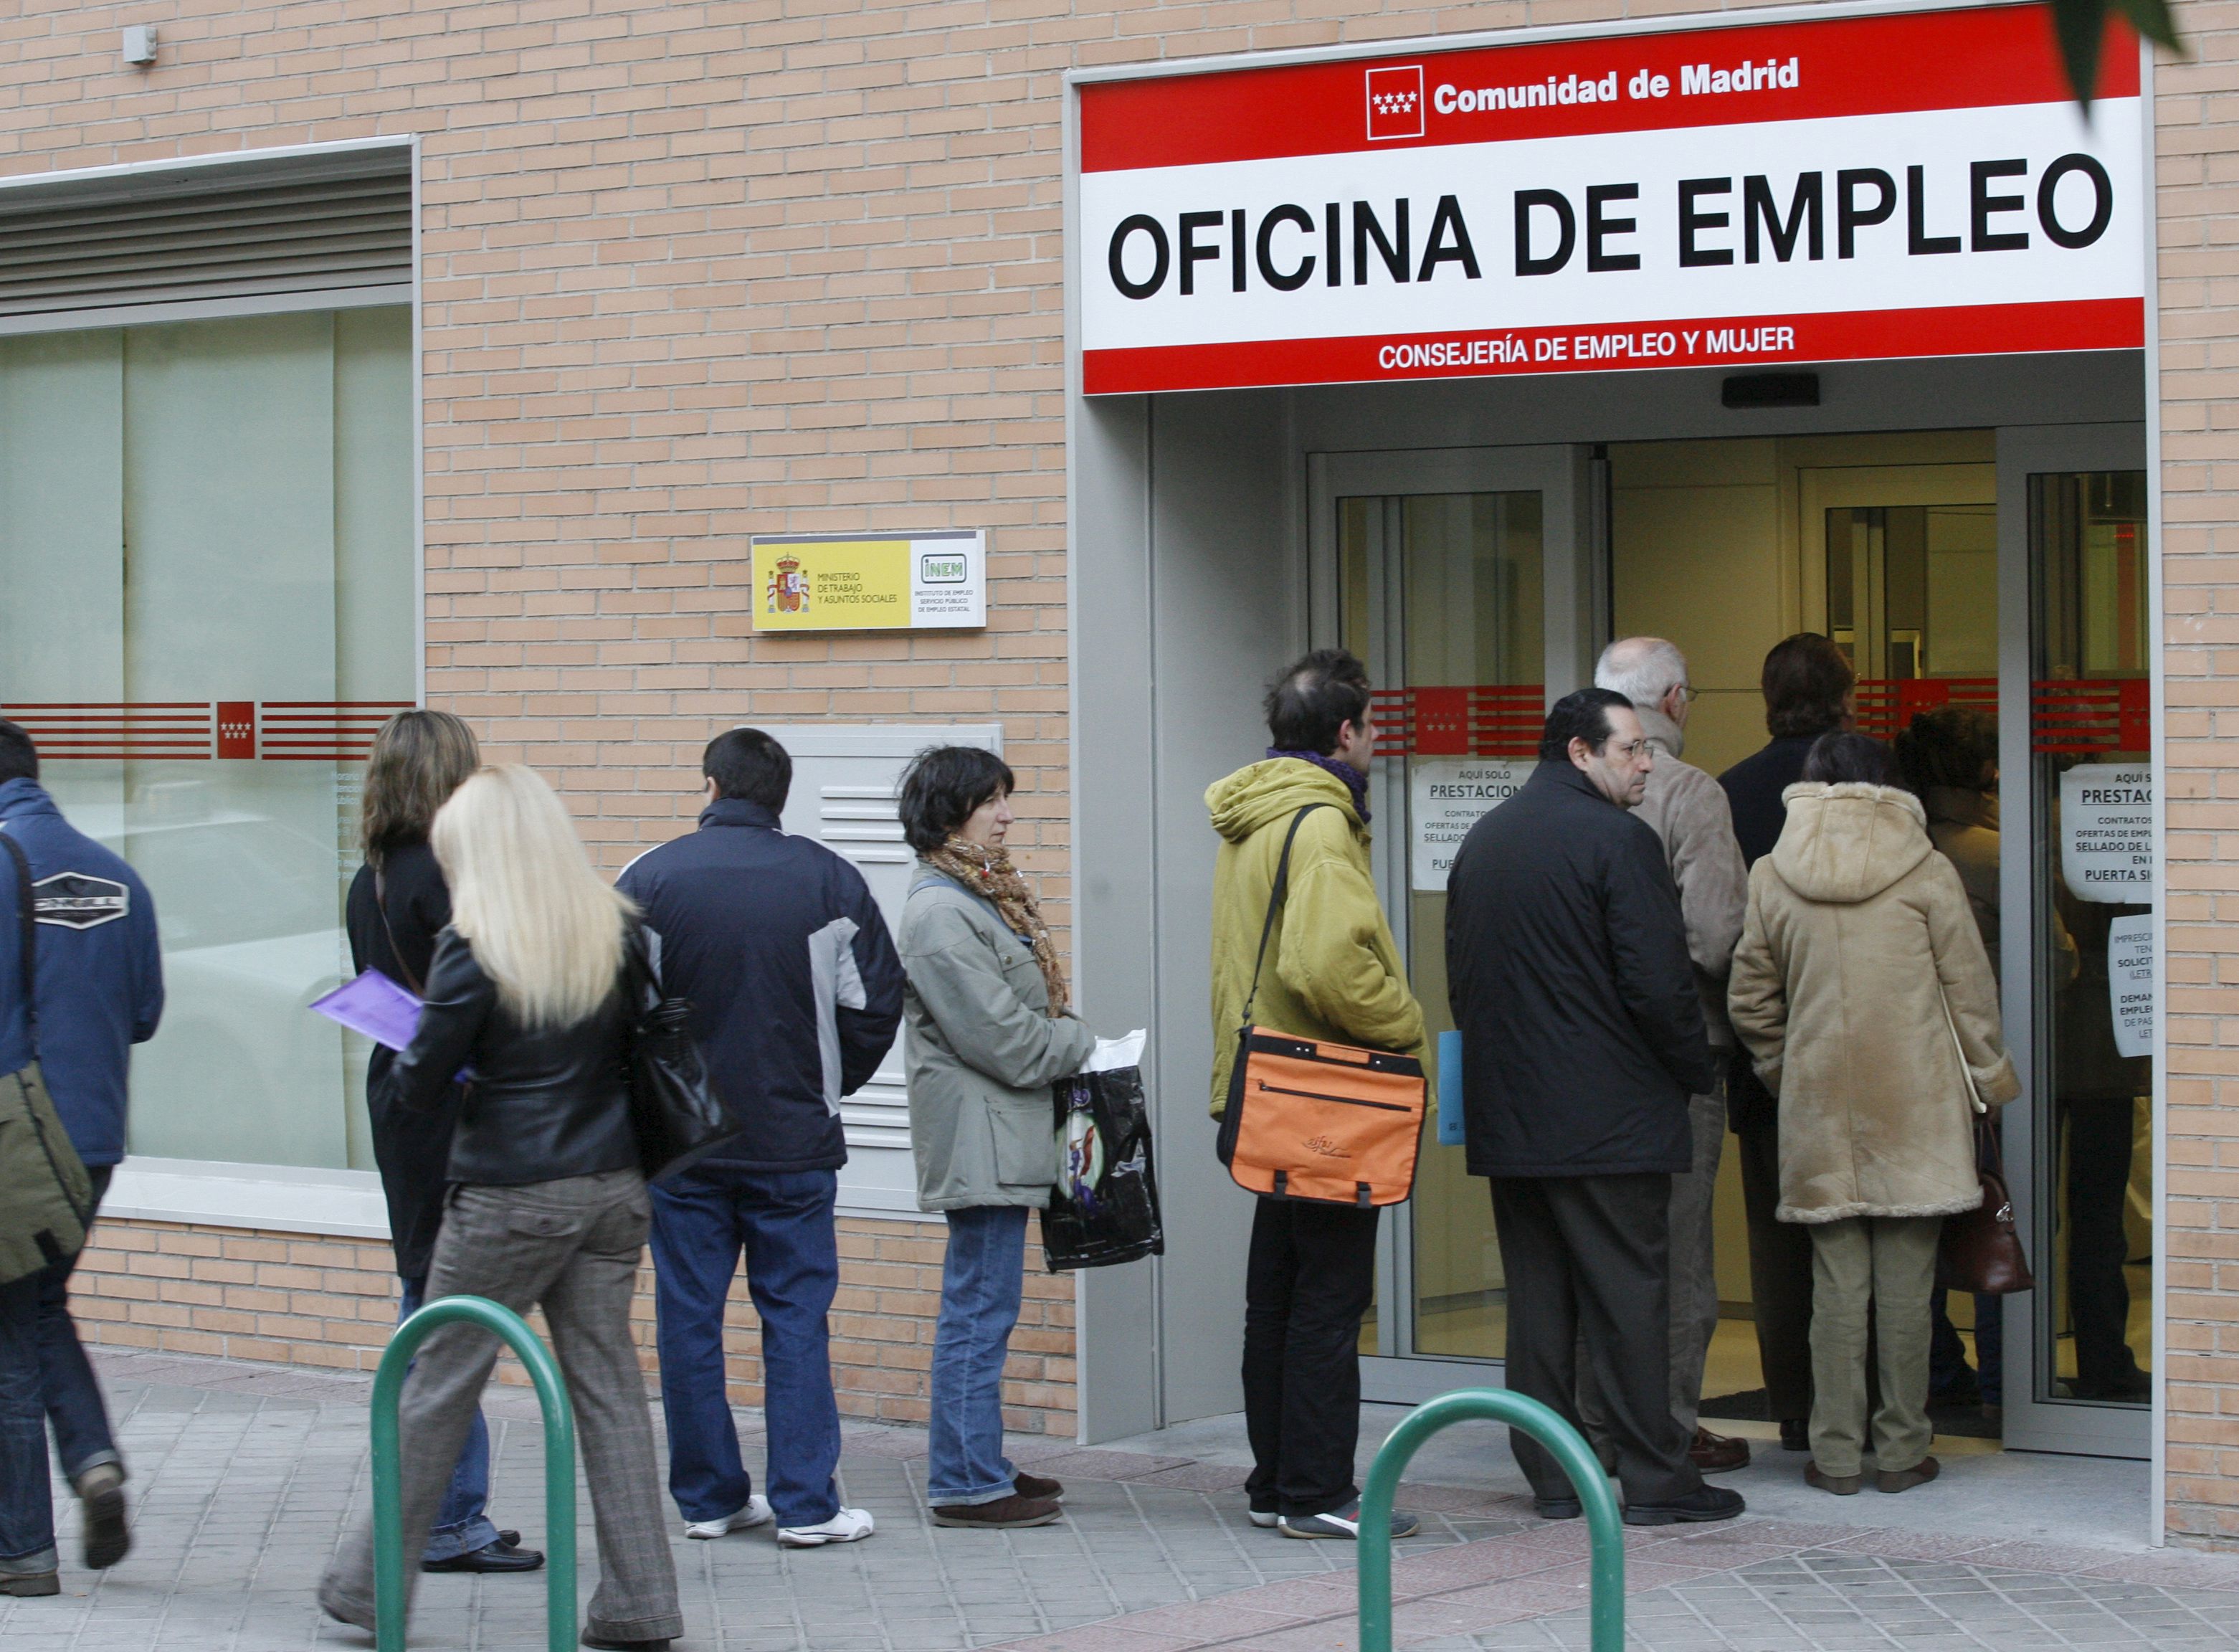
703, 728, 792, 812
1539, 688, 1632, 764
0, 721, 37, 786
1802, 731, 1901, 788
1761, 634, 1855, 739
897, 745, 1015, 855
1265, 650, 1372, 755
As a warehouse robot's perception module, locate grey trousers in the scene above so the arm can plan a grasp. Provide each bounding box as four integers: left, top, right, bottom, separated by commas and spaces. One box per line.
320, 1169, 682, 1643
1806, 1215, 1939, 1479
1666, 1086, 1726, 1435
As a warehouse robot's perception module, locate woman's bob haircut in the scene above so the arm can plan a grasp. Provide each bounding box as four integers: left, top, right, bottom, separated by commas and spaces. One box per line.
361, 709, 480, 867
431, 764, 635, 1030
898, 746, 1014, 855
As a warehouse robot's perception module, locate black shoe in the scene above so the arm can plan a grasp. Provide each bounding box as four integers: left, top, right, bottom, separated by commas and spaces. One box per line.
1779, 1418, 1810, 1452
1534, 1496, 1583, 1520
77, 1463, 130, 1571
581, 1636, 669, 1651
423, 1535, 546, 1573
1623, 1485, 1746, 1527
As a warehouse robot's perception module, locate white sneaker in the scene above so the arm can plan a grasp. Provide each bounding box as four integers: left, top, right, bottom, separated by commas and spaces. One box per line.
685, 1496, 773, 1539
776, 1506, 875, 1548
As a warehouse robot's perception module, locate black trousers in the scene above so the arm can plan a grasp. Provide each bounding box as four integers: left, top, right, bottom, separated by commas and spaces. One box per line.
1242, 1197, 1379, 1518
2063, 1098, 2145, 1395
1731, 1053, 1816, 1423
1489, 1173, 1702, 1506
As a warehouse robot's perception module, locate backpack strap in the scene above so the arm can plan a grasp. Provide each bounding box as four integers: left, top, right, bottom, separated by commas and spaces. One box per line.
1, 829, 36, 1060
1237, 804, 1330, 1032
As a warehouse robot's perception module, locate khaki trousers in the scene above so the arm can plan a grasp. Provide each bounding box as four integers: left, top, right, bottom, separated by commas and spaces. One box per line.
1805, 1215, 1940, 1478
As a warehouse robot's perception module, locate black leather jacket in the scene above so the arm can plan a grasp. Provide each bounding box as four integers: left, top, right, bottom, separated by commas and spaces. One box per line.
376, 923, 642, 1187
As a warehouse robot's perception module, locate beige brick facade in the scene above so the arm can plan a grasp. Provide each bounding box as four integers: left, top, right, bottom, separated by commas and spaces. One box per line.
75, 1214, 1077, 1436
4, 0, 2230, 1537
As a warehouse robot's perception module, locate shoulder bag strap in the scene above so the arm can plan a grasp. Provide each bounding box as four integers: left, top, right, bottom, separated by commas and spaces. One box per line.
1237, 804, 1330, 1030
1, 828, 36, 1059
372, 867, 425, 998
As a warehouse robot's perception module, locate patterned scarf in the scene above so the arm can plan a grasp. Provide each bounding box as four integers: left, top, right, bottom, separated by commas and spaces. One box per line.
924, 837, 1070, 1017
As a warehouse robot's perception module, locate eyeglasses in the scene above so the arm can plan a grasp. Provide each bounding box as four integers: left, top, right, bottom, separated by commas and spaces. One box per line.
1674, 684, 1702, 703
1607, 738, 1653, 760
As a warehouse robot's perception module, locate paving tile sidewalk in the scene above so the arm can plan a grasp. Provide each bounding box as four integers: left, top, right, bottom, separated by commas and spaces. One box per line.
6, 1349, 2237, 1652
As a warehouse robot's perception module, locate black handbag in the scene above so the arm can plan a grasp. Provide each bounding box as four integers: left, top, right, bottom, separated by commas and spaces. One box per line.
622, 933, 740, 1182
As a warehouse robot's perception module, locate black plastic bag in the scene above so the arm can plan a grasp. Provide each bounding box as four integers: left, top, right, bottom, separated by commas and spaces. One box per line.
1040, 1064, 1164, 1271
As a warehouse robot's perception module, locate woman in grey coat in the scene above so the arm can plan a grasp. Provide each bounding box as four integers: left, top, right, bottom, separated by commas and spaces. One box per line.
897, 746, 1098, 1530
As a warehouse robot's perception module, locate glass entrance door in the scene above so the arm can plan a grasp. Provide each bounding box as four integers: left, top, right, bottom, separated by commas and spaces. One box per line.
1309, 445, 1589, 1400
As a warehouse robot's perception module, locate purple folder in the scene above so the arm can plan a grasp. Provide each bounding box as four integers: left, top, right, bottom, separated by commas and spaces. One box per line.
310, 969, 423, 1053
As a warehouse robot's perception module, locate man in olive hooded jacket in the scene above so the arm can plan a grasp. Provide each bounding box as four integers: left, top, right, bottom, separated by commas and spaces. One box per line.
1206, 650, 1425, 1542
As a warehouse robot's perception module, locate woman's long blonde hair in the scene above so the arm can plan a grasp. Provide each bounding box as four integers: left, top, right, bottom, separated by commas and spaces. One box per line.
430, 765, 634, 1029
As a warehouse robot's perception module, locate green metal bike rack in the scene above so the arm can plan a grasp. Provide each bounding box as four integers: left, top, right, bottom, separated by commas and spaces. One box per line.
371, 1295, 578, 1652
1358, 1387, 1624, 1652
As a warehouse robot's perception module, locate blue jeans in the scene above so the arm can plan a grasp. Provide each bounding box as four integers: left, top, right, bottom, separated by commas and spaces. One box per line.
0, 1164, 120, 1572
395, 1276, 501, 1562
649, 1168, 842, 1529
926, 1205, 1028, 1507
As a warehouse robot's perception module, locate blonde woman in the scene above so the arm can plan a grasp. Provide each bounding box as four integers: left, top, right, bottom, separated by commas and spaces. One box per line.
320, 766, 680, 1652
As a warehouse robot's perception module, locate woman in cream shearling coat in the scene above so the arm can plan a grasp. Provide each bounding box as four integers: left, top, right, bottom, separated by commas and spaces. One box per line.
1727, 734, 2018, 1498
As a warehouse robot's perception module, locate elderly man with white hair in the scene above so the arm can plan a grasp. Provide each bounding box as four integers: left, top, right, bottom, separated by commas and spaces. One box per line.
1592, 637, 1751, 1474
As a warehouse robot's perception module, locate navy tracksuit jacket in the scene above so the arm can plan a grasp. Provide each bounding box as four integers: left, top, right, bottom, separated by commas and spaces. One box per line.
617, 797, 904, 1174
0, 778, 165, 1167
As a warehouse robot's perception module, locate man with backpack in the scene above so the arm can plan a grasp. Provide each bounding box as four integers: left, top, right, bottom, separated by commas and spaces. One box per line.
0, 720, 163, 1595
1205, 650, 1425, 1542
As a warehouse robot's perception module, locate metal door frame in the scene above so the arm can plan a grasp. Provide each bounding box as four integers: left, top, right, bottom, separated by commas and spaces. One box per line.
1996, 421, 2154, 1461
1307, 444, 1592, 1402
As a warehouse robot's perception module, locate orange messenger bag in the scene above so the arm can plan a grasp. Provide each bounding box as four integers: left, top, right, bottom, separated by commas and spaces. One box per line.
1215, 804, 1427, 1207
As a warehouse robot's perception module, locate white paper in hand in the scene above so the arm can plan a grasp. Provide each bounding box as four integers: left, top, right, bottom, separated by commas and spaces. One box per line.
1083, 1029, 1147, 1073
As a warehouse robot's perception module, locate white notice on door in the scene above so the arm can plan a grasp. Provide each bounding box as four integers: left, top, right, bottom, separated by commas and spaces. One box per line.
2107, 913, 2154, 1060
2060, 765, 2154, 903
1412, 759, 1529, 891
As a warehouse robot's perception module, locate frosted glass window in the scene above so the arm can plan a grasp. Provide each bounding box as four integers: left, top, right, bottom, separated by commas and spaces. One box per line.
0, 308, 414, 1170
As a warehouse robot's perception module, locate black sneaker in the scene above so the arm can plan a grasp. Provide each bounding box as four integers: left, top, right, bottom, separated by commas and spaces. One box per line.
1622, 1485, 1746, 1527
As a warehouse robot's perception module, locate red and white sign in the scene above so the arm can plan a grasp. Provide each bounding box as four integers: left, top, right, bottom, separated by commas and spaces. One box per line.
1078, 6, 2143, 394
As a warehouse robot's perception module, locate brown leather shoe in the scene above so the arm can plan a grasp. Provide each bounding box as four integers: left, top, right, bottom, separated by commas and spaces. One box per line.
1805, 1462, 1865, 1496
1014, 1471, 1065, 1502
931, 1493, 1063, 1529
1876, 1455, 1941, 1494
1688, 1427, 1751, 1473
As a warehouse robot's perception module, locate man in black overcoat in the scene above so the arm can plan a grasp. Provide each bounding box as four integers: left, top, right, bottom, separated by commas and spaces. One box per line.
1445, 688, 1743, 1527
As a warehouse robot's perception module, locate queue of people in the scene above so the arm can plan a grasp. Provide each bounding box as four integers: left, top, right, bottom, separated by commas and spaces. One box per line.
0, 622, 2048, 1624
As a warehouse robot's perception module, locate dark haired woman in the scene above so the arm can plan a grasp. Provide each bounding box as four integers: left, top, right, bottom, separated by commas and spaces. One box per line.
344, 711, 540, 1576
895, 746, 1098, 1529
1728, 732, 2017, 1497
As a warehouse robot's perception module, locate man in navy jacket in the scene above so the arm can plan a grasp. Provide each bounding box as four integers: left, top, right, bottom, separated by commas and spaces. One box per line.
0, 721, 162, 1592
617, 728, 903, 1550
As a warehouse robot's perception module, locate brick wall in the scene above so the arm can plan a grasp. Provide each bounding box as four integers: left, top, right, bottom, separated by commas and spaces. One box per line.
2148, 0, 2238, 1547
75, 1213, 1078, 1437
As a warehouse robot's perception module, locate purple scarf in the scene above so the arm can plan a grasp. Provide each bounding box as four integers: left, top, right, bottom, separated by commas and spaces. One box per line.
1266, 749, 1371, 825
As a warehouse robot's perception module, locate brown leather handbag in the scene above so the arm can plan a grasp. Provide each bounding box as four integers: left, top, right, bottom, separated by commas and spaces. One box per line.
1215, 804, 1427, 1207
1937, 1116, 2033, 1295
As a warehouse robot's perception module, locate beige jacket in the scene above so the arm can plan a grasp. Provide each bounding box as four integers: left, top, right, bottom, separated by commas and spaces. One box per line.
1632, 706, 1748, 1050
1728, 782, 2020, 1224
